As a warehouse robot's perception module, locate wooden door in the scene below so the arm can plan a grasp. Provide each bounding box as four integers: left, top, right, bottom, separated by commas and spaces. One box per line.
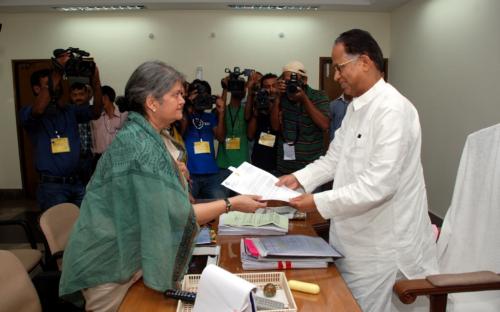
319, 57, 389, 100
319, 57, 343, 101
12, 59, 52, 198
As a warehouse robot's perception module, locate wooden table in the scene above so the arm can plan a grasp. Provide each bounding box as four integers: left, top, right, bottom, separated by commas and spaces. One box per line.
119, 212, 361, 312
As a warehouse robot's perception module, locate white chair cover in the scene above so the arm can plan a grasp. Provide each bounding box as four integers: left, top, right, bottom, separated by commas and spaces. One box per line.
437, 123, 500, 311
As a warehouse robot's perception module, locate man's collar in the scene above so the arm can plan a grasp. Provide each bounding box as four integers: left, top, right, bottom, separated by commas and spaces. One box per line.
337, 93, 352, 103
102, 103, 121, 117
352, 78, 385, 111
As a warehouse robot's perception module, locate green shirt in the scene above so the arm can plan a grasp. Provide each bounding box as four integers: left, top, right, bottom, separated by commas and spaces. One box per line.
277, 85, 330, 174
59, 112, 198, 301
217, 104, 249, 169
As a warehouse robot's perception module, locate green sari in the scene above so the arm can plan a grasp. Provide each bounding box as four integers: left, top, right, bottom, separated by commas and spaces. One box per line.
59, 112, 198, 302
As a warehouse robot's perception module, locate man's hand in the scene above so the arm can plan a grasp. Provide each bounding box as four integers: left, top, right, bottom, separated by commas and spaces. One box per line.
247, 71, 259, 90
221, 76, 229, 90
289, 194, 317, 212
91, 64, 101, 85
215, 97, 225, 116
277, 79, 287, 95
287, 87, 308, 104
188, 89, 198, 102
55, 51, 71, 68
276, 174, 301, 190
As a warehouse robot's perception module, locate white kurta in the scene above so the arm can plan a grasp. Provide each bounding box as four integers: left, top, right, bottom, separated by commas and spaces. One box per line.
294, 79, 438, 312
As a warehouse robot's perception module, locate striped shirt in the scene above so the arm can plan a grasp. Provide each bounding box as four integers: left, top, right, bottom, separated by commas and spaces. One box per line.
277, 85, 329, 174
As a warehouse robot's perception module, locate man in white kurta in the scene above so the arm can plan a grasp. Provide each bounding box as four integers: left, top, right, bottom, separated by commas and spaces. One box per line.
277, 29, 438, 312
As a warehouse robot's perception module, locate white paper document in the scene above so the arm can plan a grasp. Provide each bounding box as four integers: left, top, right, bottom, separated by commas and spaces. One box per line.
221, 162, 301, 201
193, 264, 257, 312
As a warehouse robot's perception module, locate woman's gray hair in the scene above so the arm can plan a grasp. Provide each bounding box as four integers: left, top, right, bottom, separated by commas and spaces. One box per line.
116, 60, 184, 115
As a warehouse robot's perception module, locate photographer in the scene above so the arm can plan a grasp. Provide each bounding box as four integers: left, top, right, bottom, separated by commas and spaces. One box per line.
271, 60, 330, 175
19, 49, 103, 211
246, 73, 280, 173
70, 82, 93, 185
180, 79, 227, 199
217, 68, 250, 190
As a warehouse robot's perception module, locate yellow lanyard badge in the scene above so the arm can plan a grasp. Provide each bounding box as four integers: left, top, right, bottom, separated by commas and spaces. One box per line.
225, 137, 241, 150
194, 140, 210, 154
51, 137, 71, 154
258, 132, 276, 147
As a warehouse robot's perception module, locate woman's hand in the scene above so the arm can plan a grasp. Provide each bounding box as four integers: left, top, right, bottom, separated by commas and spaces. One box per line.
175, 160, 190, 182
229, 195, 267, 213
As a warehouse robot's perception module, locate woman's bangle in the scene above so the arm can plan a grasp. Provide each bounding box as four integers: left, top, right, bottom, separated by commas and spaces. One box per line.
223, 198, 232, 213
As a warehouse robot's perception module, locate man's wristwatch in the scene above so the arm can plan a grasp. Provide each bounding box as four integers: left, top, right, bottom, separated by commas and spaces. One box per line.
223, 198, 232, 213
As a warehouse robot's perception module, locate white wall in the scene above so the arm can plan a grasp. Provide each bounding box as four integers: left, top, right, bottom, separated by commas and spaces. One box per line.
0, 9, 390, 189
390, 0, 500, 217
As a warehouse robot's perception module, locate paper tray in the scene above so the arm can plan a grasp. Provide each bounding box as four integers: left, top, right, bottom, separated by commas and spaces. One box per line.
176, 271, 297, 312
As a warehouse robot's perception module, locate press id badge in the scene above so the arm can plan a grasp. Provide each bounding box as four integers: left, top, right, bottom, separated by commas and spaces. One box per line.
194, 141, 210, 154
225, 137, 241, 150
258, 132, 276, 147
50, 137, 70, 154
283, 143, 296, 160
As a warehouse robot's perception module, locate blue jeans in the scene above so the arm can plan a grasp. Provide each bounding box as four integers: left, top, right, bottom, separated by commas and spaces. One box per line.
37, 181, 85, 211
191, 173, 228, 200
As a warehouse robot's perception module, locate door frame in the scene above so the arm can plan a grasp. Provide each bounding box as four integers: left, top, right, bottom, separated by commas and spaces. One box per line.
12, 59, 52, 198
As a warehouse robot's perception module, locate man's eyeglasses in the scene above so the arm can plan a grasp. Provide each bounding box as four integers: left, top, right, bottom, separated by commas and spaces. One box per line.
333, 56, 359, 74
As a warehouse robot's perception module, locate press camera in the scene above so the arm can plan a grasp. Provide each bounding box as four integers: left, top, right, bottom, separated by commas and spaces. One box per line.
191, 81, 217, 111
223, 67, 252, 94
285, 72, 304, 98
52, 47, 95, 78
255, 88, 271, 113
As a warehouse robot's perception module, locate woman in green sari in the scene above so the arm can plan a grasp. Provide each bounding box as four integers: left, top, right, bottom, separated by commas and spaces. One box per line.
59, 61, 266, 312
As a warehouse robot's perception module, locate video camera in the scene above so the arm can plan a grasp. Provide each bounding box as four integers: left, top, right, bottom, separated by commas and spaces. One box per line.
223, 67, 252, 94
286, 72, 304, 98
191, 81, 217, 111
52, 47, 95, 78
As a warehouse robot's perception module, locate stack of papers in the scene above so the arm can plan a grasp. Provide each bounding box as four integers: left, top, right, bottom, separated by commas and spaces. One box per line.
241, 235, 343, 270
193, 227, 219, 256
255, 205, 306, 220
218, 211, 288, 236
221, 162, 301, 202
190, 227, 220, 272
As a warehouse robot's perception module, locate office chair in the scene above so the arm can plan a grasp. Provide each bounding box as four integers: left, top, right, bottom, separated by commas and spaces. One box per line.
0, 219, 43, 272
39, 203, 79, 270
0, 250, 42, 312
394, 124, 500, 312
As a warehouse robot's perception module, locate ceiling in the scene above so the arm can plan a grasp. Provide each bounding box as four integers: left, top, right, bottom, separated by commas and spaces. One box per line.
0, 0, 411, 13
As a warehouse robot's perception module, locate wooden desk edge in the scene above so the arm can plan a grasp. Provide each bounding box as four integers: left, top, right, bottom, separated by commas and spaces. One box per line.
119, 212, 361, 312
